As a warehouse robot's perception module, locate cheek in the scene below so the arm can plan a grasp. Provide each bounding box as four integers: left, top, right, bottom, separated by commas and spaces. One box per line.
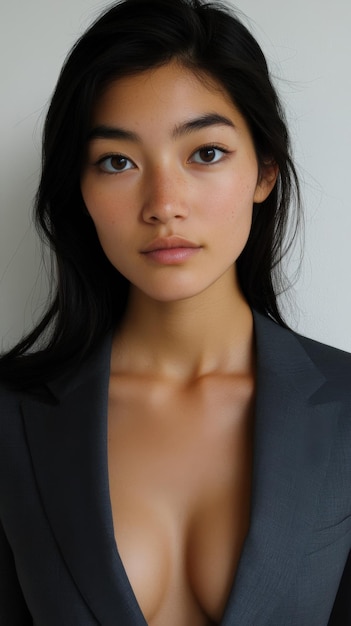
205, 174, 257, 263
206, 174, 256, 228
81, 183, 132, 241
82, 184, 115, 223
80, 189, 130, 272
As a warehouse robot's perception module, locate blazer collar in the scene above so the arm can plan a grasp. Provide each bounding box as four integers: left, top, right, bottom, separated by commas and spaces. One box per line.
21, 332, 147, 625
21, 312, 341, 625
221, 312, 340, 624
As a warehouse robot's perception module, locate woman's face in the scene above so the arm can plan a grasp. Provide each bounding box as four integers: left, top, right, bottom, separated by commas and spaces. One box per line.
81, 62, 276, 303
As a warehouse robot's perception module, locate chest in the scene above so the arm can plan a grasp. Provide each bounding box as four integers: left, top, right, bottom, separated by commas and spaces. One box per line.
107, 374, 254, 625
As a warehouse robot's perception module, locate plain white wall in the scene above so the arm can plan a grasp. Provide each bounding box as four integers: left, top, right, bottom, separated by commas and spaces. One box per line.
1, 0, 350, 352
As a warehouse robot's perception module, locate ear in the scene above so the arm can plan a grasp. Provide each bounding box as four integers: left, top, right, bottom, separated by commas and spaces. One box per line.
253, 161, 278, 204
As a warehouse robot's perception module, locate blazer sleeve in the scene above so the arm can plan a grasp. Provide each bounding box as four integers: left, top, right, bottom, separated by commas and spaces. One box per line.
0, 520, 33, 625
328, 550, 351, 625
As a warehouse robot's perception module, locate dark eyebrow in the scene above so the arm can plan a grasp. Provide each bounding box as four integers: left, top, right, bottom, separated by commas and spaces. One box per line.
87, 113, 235, 143
87, 125, 140, 142
172, 113, 236, 138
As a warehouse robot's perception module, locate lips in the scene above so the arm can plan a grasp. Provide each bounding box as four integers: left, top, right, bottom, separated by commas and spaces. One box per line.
141, 236, 200, 253
141, 236, 201, 265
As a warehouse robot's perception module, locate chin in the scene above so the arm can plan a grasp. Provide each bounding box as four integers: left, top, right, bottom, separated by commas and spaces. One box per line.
128, 277, 207, 303
133, 277, 228, 305
142, 288, 202, 304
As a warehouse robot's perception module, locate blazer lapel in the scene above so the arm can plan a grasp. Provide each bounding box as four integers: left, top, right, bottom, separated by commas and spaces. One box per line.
21, 334, 147, 626
221, 312, 341, 625
20, 312, 342, 626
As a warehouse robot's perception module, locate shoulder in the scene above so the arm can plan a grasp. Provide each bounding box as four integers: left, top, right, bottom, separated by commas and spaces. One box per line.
0, 380, 52, 448
255, 310, 351, 371
253, 310, 351, 404
293, 330, 351, 411
0, 382, 30, 452
0, 380, 22, 414
290, 327, 351, 386
289, 323, 351, 401
0, 384, 29, 496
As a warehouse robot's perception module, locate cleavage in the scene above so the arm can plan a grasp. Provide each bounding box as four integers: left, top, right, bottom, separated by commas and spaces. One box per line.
107, 373, 254, 624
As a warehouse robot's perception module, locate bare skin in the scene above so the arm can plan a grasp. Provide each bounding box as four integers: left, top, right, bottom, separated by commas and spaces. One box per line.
81, 62, 277, 624
107, 283, 255, 625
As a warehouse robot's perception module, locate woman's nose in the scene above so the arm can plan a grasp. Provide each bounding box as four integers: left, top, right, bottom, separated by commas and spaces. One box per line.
141, 167, 190, 224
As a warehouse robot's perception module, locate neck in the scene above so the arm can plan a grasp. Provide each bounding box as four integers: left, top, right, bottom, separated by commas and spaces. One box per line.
111, 270, 254, 382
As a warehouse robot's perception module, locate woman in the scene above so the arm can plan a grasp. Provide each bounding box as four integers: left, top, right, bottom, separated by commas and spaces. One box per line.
0, 0, 350, 624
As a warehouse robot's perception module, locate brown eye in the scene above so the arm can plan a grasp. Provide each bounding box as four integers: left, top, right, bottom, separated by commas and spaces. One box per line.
198, 147, 217, 162
110, 156, 129, 170
98, 154, 134, 173
190, 146, 227, 165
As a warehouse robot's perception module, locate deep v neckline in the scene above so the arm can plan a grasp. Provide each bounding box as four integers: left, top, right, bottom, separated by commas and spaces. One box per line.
21, 311, 335, 625
104, 356, 252, 626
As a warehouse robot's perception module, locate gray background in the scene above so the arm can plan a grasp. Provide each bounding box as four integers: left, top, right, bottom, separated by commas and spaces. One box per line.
1, 0, 350, 351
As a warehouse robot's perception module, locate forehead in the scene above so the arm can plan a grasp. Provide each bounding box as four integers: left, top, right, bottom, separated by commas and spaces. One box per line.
91, 61, 246, 131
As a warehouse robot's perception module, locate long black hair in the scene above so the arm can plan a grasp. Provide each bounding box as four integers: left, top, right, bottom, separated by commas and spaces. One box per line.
0, 0, 300, 389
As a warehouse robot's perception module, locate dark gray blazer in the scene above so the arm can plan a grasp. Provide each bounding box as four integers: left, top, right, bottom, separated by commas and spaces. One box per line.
1, 312, 351, 625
